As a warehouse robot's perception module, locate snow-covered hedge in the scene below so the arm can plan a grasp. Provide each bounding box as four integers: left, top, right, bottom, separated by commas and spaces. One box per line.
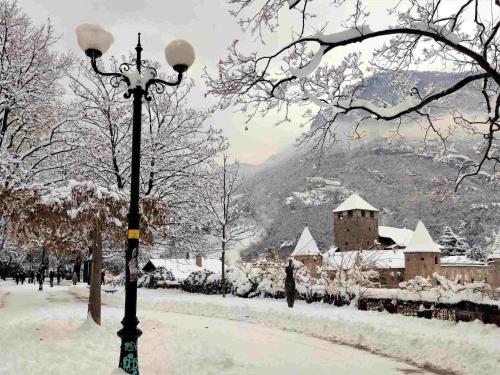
138, 267, 176, 289
182, 269, 231, 295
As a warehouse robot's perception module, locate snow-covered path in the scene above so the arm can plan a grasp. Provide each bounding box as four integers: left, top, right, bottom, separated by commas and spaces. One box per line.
0, 281, 440, 375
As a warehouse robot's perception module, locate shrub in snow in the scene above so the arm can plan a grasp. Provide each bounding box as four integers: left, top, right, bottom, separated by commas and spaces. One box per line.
182, 269, 231, 295
138, 267, 175, 289
230, 258, 285, 298
399, 275, 433, 292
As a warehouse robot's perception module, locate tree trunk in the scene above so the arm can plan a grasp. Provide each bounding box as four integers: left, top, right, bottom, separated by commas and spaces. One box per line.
88, 224, 102, 325
221, 241, 226, 298
0, 107, 9, 148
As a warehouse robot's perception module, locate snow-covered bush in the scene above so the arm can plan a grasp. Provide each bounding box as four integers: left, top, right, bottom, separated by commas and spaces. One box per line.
399, 276, 433, 292
138, 267, 175, 289
229, 258, 285, 298
182, 269, 231, 295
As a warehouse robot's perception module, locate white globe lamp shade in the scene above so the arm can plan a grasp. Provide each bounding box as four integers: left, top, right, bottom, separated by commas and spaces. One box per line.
75, 23, 114, 57
165, 39, 195, 73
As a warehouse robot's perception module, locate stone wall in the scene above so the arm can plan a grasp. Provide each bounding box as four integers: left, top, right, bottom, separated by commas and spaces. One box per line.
378, 268, 405, 288
440, 264, 496, 287
294, 255, 322, 277
333, 209, 379, 251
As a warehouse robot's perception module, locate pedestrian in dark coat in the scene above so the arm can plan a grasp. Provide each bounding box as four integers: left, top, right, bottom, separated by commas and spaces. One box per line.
36, 270, 43, 291
15, 272, 19, 285
101, 269, 105, 286
284, 259, 296, 308
57, 271, 61, 285
20, 271, 25, 285
49, 270, 55, 287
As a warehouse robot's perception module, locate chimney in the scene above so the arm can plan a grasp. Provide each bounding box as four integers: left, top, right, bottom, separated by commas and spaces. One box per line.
196, 254, 202, 268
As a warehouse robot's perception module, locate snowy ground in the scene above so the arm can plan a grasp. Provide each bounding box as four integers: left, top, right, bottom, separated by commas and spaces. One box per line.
0, 280, 499, 375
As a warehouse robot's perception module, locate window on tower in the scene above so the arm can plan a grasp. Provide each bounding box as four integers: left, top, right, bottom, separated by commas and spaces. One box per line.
348, 210, 353, 217
370, 212, 374, 218
361, 210, 365, 217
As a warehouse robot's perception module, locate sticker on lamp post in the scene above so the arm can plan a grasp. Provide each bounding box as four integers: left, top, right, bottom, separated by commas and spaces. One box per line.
128, 229, 140, 239
129, 247, 138, 282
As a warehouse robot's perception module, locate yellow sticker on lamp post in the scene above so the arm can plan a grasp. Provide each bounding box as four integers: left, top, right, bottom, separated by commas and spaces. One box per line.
128, 229, 140, 239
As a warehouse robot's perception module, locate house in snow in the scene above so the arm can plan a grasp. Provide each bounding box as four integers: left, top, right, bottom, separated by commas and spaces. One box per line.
142, 255, 222, 282
291, 193, 500, 289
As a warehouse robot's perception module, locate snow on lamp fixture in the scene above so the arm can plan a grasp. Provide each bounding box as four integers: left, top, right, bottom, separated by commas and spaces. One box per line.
165, 39, 195, 73
75, 23, 114, 58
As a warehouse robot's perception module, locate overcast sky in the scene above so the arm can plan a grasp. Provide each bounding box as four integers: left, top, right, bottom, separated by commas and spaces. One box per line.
16, 0, 409, 164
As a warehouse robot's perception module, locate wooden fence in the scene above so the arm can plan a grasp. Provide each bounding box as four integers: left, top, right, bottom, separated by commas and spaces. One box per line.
358, 297, 500, 326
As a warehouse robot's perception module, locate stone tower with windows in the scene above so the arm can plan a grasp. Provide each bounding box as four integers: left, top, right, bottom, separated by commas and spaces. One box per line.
333, 194, 379, 251
403, 220, 441, 284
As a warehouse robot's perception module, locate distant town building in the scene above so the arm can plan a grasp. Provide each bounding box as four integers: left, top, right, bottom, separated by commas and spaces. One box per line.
291, 193, 500, 289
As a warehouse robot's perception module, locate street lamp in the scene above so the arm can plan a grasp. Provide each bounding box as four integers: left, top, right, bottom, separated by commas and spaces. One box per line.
75, 23, 195, 375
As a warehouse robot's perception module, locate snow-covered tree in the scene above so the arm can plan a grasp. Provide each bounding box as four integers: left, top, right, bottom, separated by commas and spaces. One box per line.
468, 244, 487, 262
69, 56, 226, 257
206, 0, 500, 191
0, 0, 73, 188
438, 226, 469, 256
202, 154, 257, 297
0, 180, 169, 324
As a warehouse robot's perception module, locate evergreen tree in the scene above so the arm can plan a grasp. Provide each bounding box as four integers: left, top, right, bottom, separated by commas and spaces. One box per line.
438, 226, 469, 256
468, 245, 487, 262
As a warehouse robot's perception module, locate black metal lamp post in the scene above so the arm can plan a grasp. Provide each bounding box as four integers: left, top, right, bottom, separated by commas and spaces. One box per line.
75, 23, 195, 374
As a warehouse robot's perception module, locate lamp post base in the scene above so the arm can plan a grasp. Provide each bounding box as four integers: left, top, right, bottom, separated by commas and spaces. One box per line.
118, 318, 142, 374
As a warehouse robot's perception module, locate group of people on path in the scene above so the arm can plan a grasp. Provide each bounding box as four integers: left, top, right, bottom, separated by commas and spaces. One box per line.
13, 268, 63, 287
8, 268, 107, 287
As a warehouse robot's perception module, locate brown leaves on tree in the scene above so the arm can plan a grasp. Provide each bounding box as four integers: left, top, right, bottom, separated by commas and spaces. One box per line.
0, 181, 170, 256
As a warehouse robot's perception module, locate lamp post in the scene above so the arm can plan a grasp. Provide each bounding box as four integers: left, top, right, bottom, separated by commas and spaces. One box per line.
75, 23, 195, 374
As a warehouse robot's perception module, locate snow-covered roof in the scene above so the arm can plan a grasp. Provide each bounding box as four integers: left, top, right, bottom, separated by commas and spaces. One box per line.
441, 256, 487, 267
379, 226, 414, 247
333, 193, 378, 213
290, 226, 321, 257
403, 221, 441, 253
145, 258, 221, 281
488, 230, 500, 259
323, 249, 405, 269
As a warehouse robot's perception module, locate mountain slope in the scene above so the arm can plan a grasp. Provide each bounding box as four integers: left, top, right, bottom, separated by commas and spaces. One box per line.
242, 141, 500, 259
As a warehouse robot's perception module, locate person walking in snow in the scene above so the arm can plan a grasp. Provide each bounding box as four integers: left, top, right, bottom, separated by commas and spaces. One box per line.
15, 272, 19, 285
101, 269, 105, 286
36, 269, 43, 291
72, 272, 78, 286
49, 269, 54, 287
20, 271, 25, 285
56, 270, 61, 285
284, 259, 296, 308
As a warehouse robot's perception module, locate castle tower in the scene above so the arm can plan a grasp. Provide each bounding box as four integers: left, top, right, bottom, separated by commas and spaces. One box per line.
403, 221, 441, 283
333, 194, 379, 251
290, 225, 322, 276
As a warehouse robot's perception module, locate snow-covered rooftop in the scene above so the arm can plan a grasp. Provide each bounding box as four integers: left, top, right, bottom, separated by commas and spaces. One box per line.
378, 226, 413, 247
323, 248, 405, 269
290, 226, 321, 257
403, 221, 441, 253
145, 258, 221, 281
333, 193, 378, 213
